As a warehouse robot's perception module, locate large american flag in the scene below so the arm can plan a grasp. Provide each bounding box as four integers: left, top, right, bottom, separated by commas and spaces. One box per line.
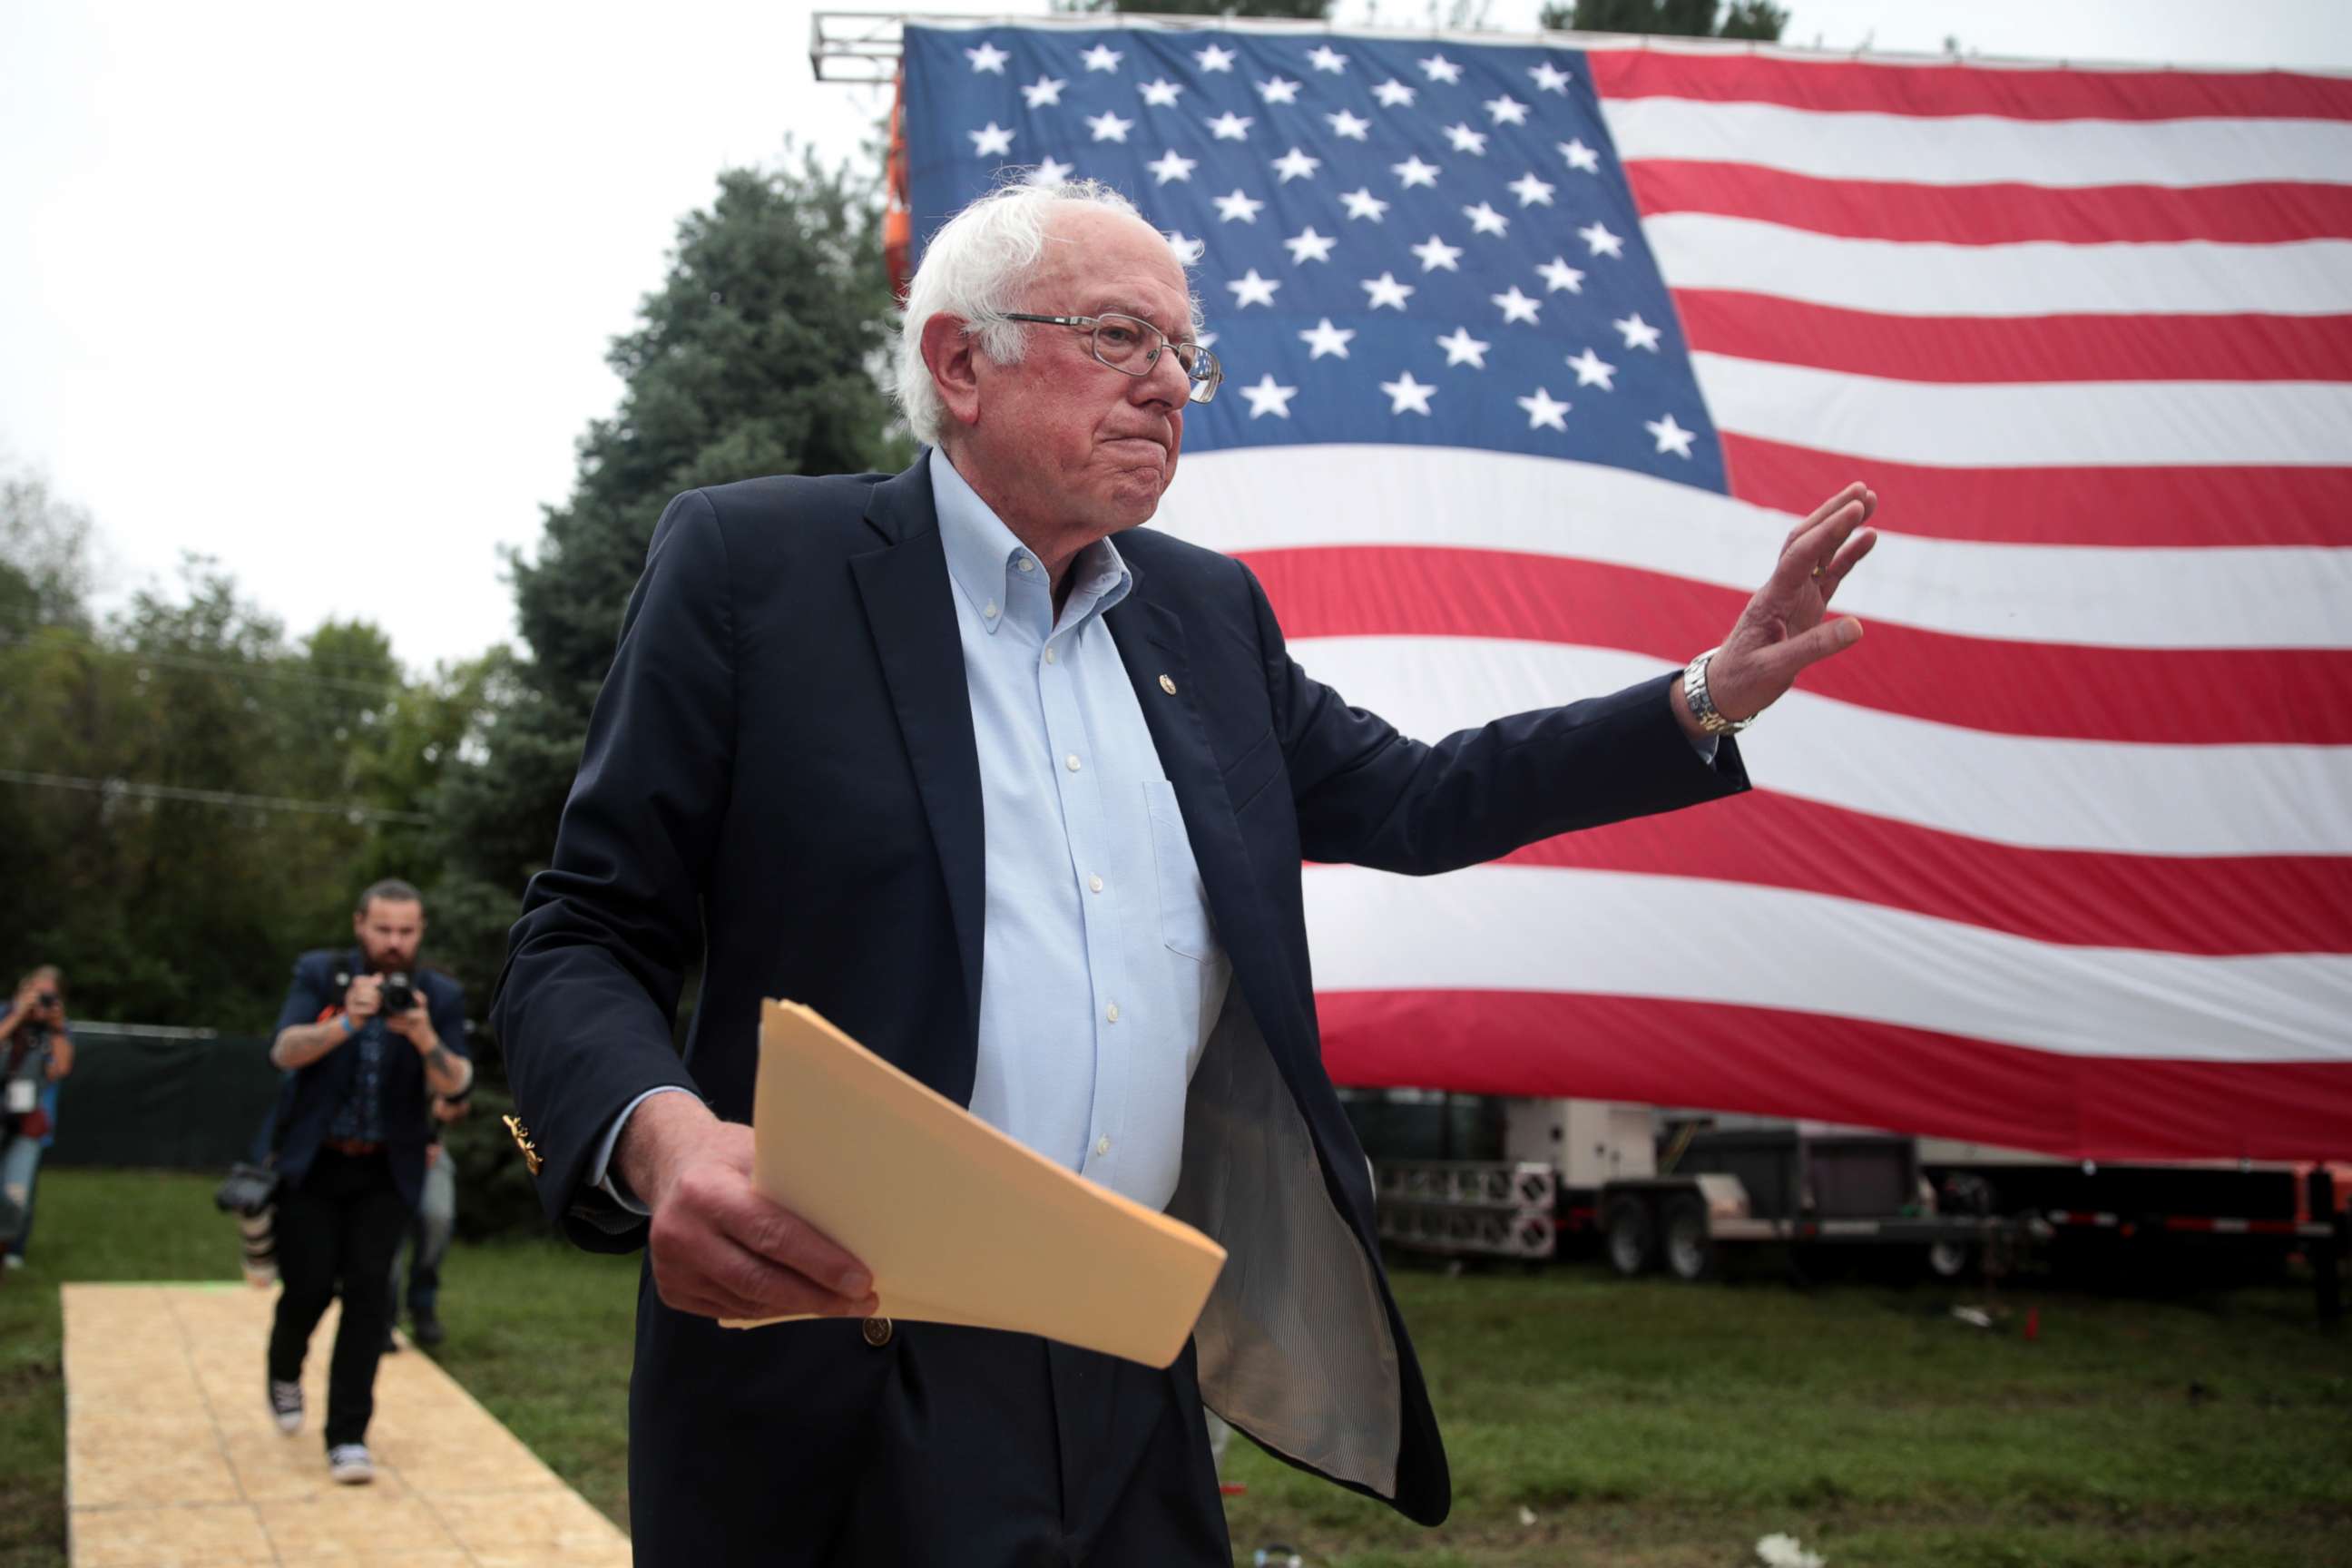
897, 19, 2352, 1161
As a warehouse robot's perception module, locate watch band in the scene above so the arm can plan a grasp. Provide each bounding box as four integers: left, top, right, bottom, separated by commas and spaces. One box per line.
1682, 646, 1756, 736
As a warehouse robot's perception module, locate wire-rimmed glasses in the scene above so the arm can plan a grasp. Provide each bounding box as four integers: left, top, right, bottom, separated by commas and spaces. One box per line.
998, 311, 1222, 405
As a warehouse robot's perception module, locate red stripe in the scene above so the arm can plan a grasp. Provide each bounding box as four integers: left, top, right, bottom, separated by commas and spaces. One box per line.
1672, 290, 2352, 385
1494, 795, 2349, 958
1627, 160, 2352, 245
1314, 989, 2352, 1161
1719, 433, 2352, 548
1244, 545, 2347, 746
1586, 51, 2352, 122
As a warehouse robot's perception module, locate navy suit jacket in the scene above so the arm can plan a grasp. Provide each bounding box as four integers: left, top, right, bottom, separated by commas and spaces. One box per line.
493, 454, 1747, 1539
272, 950, 466, 1210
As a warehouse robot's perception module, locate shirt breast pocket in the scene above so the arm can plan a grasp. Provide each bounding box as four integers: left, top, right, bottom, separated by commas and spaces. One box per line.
1142, 779, 1220, 964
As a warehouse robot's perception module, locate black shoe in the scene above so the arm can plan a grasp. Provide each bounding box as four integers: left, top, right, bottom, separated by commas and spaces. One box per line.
412, 1310, 445, 1348
269, 1377, 304, 1435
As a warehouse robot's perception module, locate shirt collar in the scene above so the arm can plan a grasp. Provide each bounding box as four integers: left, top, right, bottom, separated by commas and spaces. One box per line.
928, 446, 1132, 638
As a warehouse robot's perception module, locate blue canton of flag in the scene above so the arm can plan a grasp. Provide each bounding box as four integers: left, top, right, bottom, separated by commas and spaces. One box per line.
902, 23, 1724, 494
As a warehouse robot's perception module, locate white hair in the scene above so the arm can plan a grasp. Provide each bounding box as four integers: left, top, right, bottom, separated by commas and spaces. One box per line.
893, 178, 1203, 446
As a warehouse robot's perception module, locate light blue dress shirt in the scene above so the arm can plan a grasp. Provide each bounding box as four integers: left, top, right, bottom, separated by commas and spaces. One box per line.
590, 449, 1231, 1216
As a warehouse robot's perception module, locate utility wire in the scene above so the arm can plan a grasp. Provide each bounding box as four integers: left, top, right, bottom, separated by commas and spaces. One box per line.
0, 768, 432, 826
0, 626, 416, 700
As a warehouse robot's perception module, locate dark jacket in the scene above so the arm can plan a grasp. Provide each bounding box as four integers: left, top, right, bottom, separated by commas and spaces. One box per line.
493, 455, 1747, 1547
272, 950, 466, 1209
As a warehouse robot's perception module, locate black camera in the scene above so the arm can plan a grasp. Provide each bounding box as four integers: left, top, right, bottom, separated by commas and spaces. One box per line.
34, 990, 57, 1011
379, 973, 416, 1014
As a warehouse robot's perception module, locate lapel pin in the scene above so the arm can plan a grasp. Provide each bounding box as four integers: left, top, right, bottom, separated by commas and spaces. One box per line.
1159, 674, 1177, 695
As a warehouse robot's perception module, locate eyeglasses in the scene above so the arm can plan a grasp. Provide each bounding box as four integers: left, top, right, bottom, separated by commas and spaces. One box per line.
998, 311, 1223, 405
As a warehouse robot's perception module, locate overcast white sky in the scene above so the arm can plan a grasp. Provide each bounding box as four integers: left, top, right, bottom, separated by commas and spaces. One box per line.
5, 1, 2347, 675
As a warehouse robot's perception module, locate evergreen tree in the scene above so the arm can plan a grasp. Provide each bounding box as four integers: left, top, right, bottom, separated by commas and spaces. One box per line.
1538, 0, 1786, 40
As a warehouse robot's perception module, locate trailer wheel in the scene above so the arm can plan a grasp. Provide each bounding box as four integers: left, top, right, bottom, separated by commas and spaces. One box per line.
1604, 1195, 1656, 1277
1926, 1240, 1974, 1280
1662, 1196, 1717, 1282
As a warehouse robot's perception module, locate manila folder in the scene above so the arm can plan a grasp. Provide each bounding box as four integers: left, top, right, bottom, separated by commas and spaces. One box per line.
725, 999, 1228, 1369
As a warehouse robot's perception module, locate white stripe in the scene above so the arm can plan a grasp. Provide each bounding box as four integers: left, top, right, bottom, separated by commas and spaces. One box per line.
1642, 212, 2352, 318
1692, 354, 2352, 468
1158, 445, 2352, 651
1302, 865, 2352, 1063
1601, 98, 2352, 188
1282, 635, 2352, 857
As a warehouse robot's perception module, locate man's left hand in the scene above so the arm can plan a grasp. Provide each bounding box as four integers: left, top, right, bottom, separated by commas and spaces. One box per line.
393, 999, 438, 1053
1681, 481, 1878, 732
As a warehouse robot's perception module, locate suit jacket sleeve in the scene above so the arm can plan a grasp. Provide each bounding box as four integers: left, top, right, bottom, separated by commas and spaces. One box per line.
493, 489, 730, 1246
272, 954, 335, 1037
1243, 564, 1749, 873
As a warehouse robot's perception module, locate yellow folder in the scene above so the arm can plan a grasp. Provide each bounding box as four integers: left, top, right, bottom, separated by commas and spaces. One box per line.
724, 999, 1228, 1368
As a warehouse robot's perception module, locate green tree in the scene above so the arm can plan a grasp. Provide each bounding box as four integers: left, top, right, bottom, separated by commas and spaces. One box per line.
1056, 0, 1336, 15
1538, 0, 1787, 39
435, 151, 905, 1032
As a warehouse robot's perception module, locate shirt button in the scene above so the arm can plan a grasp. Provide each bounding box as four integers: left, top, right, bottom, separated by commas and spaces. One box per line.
1089, 875, 1103, 894
984, 601, 998, 620
1095, 1135, 1112, 1156
1105, 1001, 1120, 1023
1044, 646, 1057, 665
1018, 556, 1036, 573
1065, 754, 1081, 772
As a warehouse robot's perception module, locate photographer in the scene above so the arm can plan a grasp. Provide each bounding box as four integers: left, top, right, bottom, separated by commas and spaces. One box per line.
264, 879, 469, 1485
1, 965, 74, 1276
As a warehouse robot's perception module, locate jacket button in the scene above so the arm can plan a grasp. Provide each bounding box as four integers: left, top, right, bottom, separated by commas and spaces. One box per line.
861, 1316, 894, 1348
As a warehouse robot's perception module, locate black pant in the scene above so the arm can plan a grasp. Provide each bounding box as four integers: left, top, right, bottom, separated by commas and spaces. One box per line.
266, 1149, 410, 1448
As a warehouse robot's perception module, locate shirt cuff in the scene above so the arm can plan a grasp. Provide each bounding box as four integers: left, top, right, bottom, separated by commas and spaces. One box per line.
1690, 730, 1719, 764
586, 1085, 701, 1217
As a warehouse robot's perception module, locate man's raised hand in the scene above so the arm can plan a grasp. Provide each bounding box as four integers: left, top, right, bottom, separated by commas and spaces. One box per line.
1700, 481, 1878, 727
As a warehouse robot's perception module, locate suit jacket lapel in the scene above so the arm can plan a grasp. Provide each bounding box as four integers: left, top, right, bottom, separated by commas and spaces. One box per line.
850, 460, 986, 1084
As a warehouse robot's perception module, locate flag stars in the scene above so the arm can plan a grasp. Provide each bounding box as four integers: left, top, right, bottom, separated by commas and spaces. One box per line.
1580, 220, 1625, 258
1164, 230, 1204, 265
1566, 347, 1616, 388
1559, 138, 1602, 172
1227, 269, 1280, 309
1493, 286, 1542, 324
1207, 111, 1254, 141
969, 122, 1014, 157
1027, 157, 1073, 186
1082, 44, 1122, 72
1298, 318, 1356, 359
1464, 201, 1510, 237
1436, 327, 1491, 368
1271, 145, 1321, 182
1284, 226, 1337, 263
1308, 44, 1349, 73
1326, 108, 1372, 140
1362, 271, 1416, 309
1195, 44, 1237, 72
1418, 54, 1464, 84
1086, 112, 1134, 143
1139, 77, 1183, 106
1518, 387, 1573, 432
1372, 78, 1417, 107
965, 42, 1009, 74
1614, 311, 1663, 351
1508, 172, 1556, 207
1530, 60, 1573, 93
1537, 255, 1584, 293
1444, 122, 1489, 155
1411, 233, 1464, 272
1214, 188, 1265, 223
1382, 370, 1437, 415
1147, 149, 1198, 185
1240, 375, 1298, 418
1340, 187, 1390, 221
1392, 154, 1441, 188
1257, 76, 1302, 104
1648, 413, 1697, 456
1485, 94, 1530, 125
1022, 75, 1068, 108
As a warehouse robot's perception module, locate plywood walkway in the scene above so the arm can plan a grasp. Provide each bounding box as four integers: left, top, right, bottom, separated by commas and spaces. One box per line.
63, 1283, 632, 1567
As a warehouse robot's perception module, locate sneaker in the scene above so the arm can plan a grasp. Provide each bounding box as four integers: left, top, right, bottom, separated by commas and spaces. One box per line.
328, 1444, 374, 1485
268, 1379, 304, 1436
412, 1309, 445, 1348
2, 1253, 23, 1269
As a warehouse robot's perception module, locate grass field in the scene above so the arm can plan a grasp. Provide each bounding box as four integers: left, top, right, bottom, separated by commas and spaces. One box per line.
3, 1170, 2347, 1567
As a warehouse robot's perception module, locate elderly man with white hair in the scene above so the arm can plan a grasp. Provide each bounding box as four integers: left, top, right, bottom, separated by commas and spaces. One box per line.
494, 178, 1875, 1566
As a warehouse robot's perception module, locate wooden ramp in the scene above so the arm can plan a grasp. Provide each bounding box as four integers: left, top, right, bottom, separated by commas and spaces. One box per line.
62, 1283, 632, 1567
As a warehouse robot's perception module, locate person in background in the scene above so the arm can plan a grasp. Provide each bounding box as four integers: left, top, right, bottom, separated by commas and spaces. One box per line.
1, 965, 74, 1277
386, 1092, 468, 1350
